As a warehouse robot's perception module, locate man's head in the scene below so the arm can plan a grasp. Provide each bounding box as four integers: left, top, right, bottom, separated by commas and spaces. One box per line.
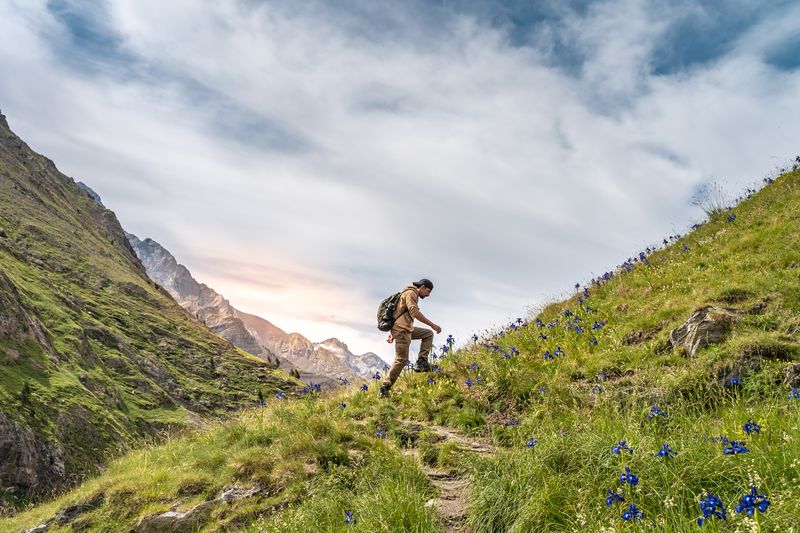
413, 278, 434, 298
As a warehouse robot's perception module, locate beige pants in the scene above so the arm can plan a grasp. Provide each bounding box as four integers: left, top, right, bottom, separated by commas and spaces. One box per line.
383, 327, 434, 388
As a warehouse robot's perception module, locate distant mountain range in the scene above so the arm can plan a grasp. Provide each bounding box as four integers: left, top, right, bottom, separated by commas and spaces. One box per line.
125, 234, 386, 383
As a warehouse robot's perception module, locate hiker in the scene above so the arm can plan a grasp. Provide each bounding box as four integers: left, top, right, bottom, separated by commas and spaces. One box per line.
379, 279, 442, 397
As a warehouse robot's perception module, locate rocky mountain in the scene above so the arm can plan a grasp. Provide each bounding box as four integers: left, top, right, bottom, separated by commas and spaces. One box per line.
126, 234, 387, 382
0, 110, 296, 503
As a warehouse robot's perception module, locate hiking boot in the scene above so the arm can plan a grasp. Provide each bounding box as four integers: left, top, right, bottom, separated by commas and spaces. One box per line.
378, 383, 391, 398
413, 360, 431, 373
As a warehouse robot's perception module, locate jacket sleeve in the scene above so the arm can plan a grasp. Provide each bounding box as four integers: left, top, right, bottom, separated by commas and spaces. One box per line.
404, 290, 421, 319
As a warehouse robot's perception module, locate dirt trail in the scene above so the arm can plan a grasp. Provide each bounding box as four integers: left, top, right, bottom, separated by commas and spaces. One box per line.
399, 420, 496, 533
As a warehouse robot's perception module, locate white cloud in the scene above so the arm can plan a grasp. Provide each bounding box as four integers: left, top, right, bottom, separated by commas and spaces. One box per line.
1, 0, 799, 363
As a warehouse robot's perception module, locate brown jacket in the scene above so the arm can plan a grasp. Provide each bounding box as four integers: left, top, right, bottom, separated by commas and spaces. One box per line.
393, 285, 421, 333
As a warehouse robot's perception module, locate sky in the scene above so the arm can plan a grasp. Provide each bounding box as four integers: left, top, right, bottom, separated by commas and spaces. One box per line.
1, 0, 799, 363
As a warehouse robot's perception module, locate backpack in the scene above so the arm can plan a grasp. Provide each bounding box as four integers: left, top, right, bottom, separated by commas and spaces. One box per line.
376, 290, 411, 331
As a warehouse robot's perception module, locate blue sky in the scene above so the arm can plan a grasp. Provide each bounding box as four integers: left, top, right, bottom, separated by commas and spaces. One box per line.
1, 0, 799, 361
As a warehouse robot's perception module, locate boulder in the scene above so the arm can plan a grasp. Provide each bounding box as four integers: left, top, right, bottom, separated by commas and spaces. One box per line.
669, 306, 740, 357
219, 485, 262, 503
133, 500, 216, 533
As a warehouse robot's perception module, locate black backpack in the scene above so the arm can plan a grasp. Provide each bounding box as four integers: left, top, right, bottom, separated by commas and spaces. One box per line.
376, 290, 411, 331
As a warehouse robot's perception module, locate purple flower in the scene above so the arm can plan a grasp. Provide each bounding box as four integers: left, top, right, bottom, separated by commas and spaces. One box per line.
743, 419, 761, 435
527, 437, 538, 448
360, 384, 368, 392
611, 441, 633, 455
735, 486, 769, 516
344, 511, 356, 525
655, 443, 677, 458
698, 493, 726, 526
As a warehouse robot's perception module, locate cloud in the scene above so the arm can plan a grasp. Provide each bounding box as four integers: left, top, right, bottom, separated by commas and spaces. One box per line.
1, 0, 799, 362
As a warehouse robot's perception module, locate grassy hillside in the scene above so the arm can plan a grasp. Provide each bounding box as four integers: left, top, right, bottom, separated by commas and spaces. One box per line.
0, 113, 298, 510
3, 162, 799, 532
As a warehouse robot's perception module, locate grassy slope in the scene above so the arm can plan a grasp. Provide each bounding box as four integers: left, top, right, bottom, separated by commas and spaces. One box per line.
3, 167, 800, 532
0, 116, 298, 507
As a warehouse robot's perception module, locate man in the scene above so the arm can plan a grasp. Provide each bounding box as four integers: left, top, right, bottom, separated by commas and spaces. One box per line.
379, 278, 442, 398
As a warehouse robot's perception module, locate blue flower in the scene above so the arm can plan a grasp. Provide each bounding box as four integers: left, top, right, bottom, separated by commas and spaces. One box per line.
743, 419, 761, 435
727, 213, 737, 222
735, 486, 770, 516
344, 511, 356, 525
469, 364, 480, 371
538, 333, 548, 341
722, 439, 749, 455
383, 364, 390, 372
591, 320, 606, 330
619, 466, 639, 486
471, 334, 479, 343
564, 310, 573, 317
543, 351, 553, 360
647, 405, 666, 420
682, 243, 690, 253
611, 441, 633, 455
605, 489, 625, 507
655, 443, 677, 458
789, 387, 800, 399
360, 384, 368, 392
276, 392, 286, 400
575, 283, 581, 290
527, 437, 539, 448
373, 372, 381, 380
727, 374, 742, 386
506, 419, 520, 427
592, 385, 604, 394
621, 504, 643, 521
537, 387, 548, 394
339, 377, 349, 386
583, 288, 590, 299
427, 376, 437, 385
339, 401, 347, 409
376, 428, 386, 439
554, 347, 565, 357
698, 493, 726, 526
597, 372, 605, 382
590, 337, 598, 346
465, 378, 473, 388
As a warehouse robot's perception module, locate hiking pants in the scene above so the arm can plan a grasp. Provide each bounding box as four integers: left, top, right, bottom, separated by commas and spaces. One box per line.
383, 327, 433, 388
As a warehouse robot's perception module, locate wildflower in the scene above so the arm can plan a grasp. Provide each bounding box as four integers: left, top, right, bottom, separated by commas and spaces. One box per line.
344, 511, 356, 525
543, 351, 554, 360
621, 504, 643, 521
743, 419, 761, 435
655, 443, 677, 458
574, 326, 585, 334
592, 385, 604, 394
727, 214, 737, 222
564, 310, 573, 317
465, 378, 473, 388
735, 486, 770, 516
578, 296, 584, 305
597, 372, 605, 382
591, 320, 606, 330
618, 466, 639, 486
375, 429, 386, 439
506, 419, 520, 427
584, 288, 590, 299
722, 439, 749, 455
469, 364, 480, 371
698, 493, 726, 526
575, 283, 581, 290
647, 405, 666, 420
538, 333, 548, 341
427, 376, 437, 385
373, 372, 381, 380
360, 384, 368, 392
554, 347, 565, 357
339, 377, 349, 386
683, 243, 690, 253
527, 438, 538, 448
611, 441, 633, 455
789, 387, 800, 399
471, 334, 479, 343
727, 374, 742, 386
516, 318, 524, 325
339, 401, 347, 409
590, 337, 598, 347
537, 387, 548, 394
276, 392, 286, 400
605, 489, 625, 507
383, 364, 390, 372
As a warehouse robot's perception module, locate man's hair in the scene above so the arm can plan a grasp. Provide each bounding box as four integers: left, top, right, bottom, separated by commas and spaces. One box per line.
413, 278, 434, 290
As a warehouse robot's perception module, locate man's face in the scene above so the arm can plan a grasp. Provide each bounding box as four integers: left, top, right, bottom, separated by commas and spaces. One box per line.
418, 286, 432, 298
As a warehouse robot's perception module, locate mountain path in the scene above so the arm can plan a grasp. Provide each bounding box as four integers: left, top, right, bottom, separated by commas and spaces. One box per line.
398, 419, 497, 533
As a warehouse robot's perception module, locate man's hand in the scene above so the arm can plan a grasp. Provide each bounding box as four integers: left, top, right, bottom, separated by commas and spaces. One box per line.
431, 324, 442, 334
386, 333, 394, 344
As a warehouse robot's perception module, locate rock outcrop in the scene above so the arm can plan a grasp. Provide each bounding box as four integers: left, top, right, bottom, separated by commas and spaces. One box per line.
669, 306, 741, 356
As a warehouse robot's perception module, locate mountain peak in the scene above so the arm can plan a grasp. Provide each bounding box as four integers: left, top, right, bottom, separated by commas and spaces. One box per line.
0, 109, 8, 130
